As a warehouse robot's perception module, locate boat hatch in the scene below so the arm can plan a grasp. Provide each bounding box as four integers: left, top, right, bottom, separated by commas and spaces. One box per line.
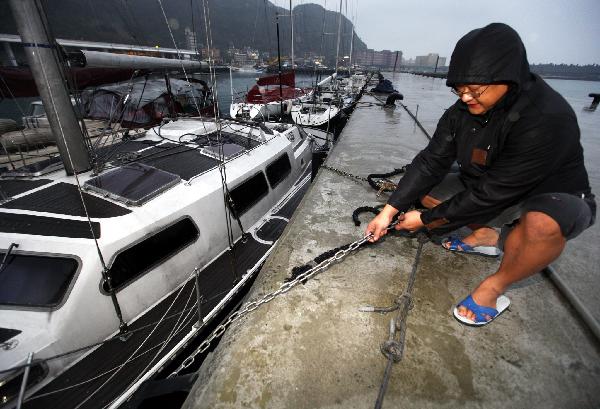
0, 252, 78, 308
1, 156, 64, 178
202, 143, 246, 160
84, 163, 181, 206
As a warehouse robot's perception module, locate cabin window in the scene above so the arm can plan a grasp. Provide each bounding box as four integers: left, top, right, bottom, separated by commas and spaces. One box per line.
106, 217, 199, 291
0, 253, 78, 308
229, 172, 269, 215
266, 153, 291, 189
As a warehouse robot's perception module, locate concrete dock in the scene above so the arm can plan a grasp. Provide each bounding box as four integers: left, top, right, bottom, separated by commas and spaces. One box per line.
183, 73, 600, 409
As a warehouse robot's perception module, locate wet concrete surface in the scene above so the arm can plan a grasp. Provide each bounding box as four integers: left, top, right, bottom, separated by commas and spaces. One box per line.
183, 72, 600, 409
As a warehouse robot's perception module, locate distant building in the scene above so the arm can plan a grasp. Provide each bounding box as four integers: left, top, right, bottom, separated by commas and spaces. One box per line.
355, 49, 402, 69
184, 27, 197, 53
227, 46, 259, 67
414, 53, 446, 69
200, 47, 221, 63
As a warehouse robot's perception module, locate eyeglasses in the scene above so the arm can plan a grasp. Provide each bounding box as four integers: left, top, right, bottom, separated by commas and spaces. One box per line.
451, 85, 490, 99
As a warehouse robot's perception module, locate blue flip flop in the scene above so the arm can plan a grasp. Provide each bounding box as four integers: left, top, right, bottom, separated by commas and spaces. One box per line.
453, 294, 511, 326
443, 236, 501, 257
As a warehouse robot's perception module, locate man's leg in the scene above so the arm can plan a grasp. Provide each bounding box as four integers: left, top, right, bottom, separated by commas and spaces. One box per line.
421, 195, 499, 247
456, 211, 566, 321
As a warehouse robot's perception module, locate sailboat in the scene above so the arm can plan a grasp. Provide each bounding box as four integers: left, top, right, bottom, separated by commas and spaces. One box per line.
289, 0, 368, 134
0, 1, 318, 408
229, 2, 309, 123
229, 71, 308, 121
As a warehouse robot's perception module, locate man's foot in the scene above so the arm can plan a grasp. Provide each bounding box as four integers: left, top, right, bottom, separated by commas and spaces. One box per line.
443, 226, 499, 250
456, 278, 505, 322
454, 293, 510, 326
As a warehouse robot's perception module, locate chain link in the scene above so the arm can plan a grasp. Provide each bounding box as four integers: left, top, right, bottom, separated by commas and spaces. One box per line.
322, 165, 399, 196
167, 233, 374, 378
322, 164, 369, 182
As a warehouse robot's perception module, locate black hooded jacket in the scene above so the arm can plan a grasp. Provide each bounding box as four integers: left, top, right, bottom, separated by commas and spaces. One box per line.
387, 23, 592, 233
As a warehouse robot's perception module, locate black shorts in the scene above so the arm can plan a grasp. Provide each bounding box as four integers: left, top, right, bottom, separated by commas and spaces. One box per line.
428, 173, 596, 240
521, 192, 596, 240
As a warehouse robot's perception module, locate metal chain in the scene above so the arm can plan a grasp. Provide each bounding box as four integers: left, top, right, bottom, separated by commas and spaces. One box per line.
322, 165, 399, 197
321, 164, 369, 182
167, 232, 375, 378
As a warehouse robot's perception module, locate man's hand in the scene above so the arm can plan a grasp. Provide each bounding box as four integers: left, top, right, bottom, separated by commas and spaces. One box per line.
365, 204, 399, 242
395, 210, 424, 232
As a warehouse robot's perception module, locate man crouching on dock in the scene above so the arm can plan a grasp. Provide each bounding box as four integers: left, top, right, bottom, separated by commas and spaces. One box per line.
366, 23, 596, 326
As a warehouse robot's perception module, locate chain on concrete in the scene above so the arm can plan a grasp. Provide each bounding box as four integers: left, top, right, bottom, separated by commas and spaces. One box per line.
167, 233, 373, 378
322, 165, 402, 198
322, 164, 370, 183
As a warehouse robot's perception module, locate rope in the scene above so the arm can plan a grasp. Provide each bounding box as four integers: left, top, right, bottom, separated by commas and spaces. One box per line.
370, 232, 428, 409
352, 205, 384, 226
400, 102, 432, 141
366, 166, 406, 191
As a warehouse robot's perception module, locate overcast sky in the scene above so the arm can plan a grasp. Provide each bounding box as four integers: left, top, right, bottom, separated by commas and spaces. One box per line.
275, 0, 600, 65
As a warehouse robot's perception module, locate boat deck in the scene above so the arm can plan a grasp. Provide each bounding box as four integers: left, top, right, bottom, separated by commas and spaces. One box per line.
183, 72, 600, 409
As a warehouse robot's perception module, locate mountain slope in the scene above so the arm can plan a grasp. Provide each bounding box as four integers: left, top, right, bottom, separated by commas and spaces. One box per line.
1, 0, 366, 62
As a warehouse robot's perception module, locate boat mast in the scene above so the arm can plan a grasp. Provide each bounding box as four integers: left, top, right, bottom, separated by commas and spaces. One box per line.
8, 0, 91, 174
229, 65, 234, 106
334, 0, 343, 75
276, 12, 284, 117
349, 28, 354, 72
289, 0, 294, 70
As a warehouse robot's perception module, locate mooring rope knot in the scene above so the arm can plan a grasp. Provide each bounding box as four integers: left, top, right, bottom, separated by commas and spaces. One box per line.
380, 340, 404, 363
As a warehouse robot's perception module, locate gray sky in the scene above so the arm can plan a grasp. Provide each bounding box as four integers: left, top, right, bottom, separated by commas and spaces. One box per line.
278, 0, 600, 65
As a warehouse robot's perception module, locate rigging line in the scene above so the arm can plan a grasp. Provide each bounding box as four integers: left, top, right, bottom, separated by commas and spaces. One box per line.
263, 0, 274, 57
118, 0, 145, 47
71, 263, 194, 409
23, 0, 128, 330
313, 0, 328, 86
113, 279, 198, 395
100, 314, 202, 409
190, 0, 200, 57
26, 310, 199, 403
1, 294, 203, 376
0, 74, 26, 117
156, 0, 204, 118
85, 72, 140, 165
201, 0, 241, 283
251, 0, 261, 49
120, 73, 149, 135
94, 74, 150, 165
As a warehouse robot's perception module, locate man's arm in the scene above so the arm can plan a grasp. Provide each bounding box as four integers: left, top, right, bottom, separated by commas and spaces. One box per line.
387, 106, 458, 212
421, 114, 578, 232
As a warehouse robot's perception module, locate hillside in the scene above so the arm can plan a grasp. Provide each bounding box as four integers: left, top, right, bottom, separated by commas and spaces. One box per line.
1, 0, 366, 62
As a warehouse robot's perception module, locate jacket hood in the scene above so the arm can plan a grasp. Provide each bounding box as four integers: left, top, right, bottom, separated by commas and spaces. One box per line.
446, 23, 531, 91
